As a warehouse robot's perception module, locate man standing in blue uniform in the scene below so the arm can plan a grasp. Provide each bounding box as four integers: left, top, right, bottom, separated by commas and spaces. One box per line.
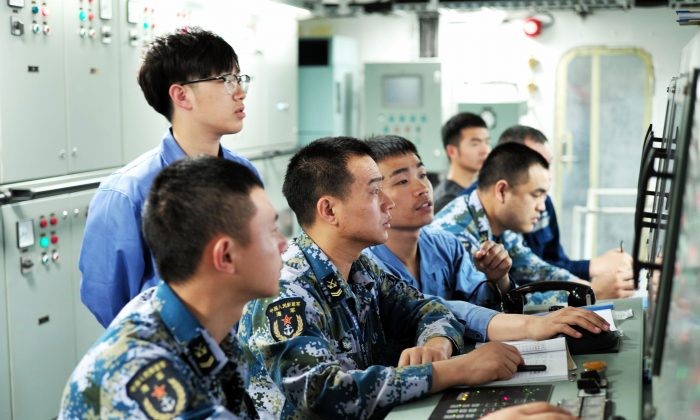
498, 125, 635, 299
60, 157, 287, 418
79, 29, 260, 327
365, 135, 610, 339
238, 137, 526, 419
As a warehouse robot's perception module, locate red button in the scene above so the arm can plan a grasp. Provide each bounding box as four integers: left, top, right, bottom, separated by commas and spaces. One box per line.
88, 12, 95, 21
41, 6, 49, 17
51, 235, 59, 244
50, 216, 58, 225
39, 219, 48, 228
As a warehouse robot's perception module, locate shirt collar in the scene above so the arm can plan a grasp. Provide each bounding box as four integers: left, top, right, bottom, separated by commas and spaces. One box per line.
154, 283, 231, 376
161, 128, 223, 166
155, 282, 202, 343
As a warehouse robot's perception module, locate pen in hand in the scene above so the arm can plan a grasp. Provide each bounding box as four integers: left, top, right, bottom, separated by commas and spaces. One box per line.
517, 364, 547, 372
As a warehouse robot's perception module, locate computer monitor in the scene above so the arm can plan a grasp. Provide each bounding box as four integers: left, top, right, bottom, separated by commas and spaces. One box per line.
649, 69, 699, 376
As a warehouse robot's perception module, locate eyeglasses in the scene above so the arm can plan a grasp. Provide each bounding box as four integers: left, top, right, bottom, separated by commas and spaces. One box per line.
180, 73, 251, 94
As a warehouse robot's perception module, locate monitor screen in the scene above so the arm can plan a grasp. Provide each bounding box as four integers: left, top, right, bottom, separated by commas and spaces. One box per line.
653, 68, 700, 416
651, 69, 699, 377
382, 75, 422, 108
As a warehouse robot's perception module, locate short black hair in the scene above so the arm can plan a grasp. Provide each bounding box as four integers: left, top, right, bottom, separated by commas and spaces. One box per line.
498, 125, 548, 145
441, 112, 487, 149
283, 137, 374, 227
365, 135, 421, 163
143, 156, 262, 284
138, 28, 240, 121
477, 142, 549, 190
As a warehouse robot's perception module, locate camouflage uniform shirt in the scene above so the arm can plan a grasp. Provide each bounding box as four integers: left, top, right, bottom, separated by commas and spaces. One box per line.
430, 189, 574, 307
238, 232, 465, 419
59, 282, 258, 419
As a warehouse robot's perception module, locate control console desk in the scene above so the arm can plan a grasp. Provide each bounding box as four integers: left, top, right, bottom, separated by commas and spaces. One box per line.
387, 298, 644, 419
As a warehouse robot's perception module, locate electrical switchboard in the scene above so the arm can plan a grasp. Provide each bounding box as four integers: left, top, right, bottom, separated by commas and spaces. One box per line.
364, 62, 445, 172
2, 189, 103, 419
0, 0, 69, 182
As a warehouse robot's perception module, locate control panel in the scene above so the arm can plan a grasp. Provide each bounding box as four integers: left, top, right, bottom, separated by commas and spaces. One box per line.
2, 190, 102, 419
364, 62, 445, 173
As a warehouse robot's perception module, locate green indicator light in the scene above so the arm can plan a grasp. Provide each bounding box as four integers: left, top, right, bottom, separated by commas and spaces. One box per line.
39, 236, 50, 248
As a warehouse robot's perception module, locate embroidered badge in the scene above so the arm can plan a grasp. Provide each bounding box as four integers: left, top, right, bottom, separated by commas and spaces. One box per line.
188, 335, 216, 375
266, 297, 306, 342
126, 358, 187, 419
323, 274, 345, 302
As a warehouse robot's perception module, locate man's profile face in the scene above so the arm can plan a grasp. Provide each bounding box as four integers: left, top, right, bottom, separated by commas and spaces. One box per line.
333, 155, 395, 247
500, 164, 549, 233
185, 66, 247, 136
377, 153, 433, 230
452, 126, 490, 172
235, 187, 287, 299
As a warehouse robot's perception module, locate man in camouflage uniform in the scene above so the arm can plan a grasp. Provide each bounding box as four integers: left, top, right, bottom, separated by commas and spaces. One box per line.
59, 157, 287, 419
431, 142, 581, 308
238, 137, 525, 419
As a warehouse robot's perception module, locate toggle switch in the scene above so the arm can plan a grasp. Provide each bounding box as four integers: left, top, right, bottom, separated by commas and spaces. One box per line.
20, 256, 34, 273
10, 16, 25, 36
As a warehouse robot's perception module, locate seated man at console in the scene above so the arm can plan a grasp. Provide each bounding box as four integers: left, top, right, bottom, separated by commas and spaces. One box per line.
59, 158, 286, 418
238, 137, 530, 419
365, 135, 609, 342
497, 125, 635, 299
431, 143, 587, 307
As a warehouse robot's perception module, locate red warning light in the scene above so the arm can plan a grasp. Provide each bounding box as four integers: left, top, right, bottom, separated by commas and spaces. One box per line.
523, 17, 542, 37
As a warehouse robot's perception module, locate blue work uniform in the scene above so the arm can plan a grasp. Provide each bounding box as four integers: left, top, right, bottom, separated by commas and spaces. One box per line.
431, 189, 573, 307
238, 232, 465, 419
365, 227, 500, 341
79, 129, 260, 327
59, 282, 259, 419
463, 183, 590, 280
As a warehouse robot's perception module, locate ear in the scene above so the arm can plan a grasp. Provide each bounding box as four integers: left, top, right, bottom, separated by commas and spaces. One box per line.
494, 180, 509, 204
316, 196, 340, 226
168, 84, 193, 112
445, 144, 458, 160
211, 235, 237, 275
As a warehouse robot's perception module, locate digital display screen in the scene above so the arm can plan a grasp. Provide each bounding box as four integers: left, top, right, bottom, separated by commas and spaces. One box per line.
17, 219, 35, 249
382, 75, 422, 108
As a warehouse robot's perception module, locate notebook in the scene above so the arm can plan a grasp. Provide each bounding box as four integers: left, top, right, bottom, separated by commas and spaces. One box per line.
475, 337, 570, 385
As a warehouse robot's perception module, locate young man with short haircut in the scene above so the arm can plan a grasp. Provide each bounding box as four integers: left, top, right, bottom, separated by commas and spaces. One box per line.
433, 112, 490, 212
498, 125, 635, 299
80, 29, 258, 327
365, 135, 609, 341
60, 157, 286, 418
432, 143, 584, 307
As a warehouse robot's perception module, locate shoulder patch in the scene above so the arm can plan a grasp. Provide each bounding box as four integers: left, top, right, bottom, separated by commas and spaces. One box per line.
266, 297, 306, 342
126, 358, 187, 419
